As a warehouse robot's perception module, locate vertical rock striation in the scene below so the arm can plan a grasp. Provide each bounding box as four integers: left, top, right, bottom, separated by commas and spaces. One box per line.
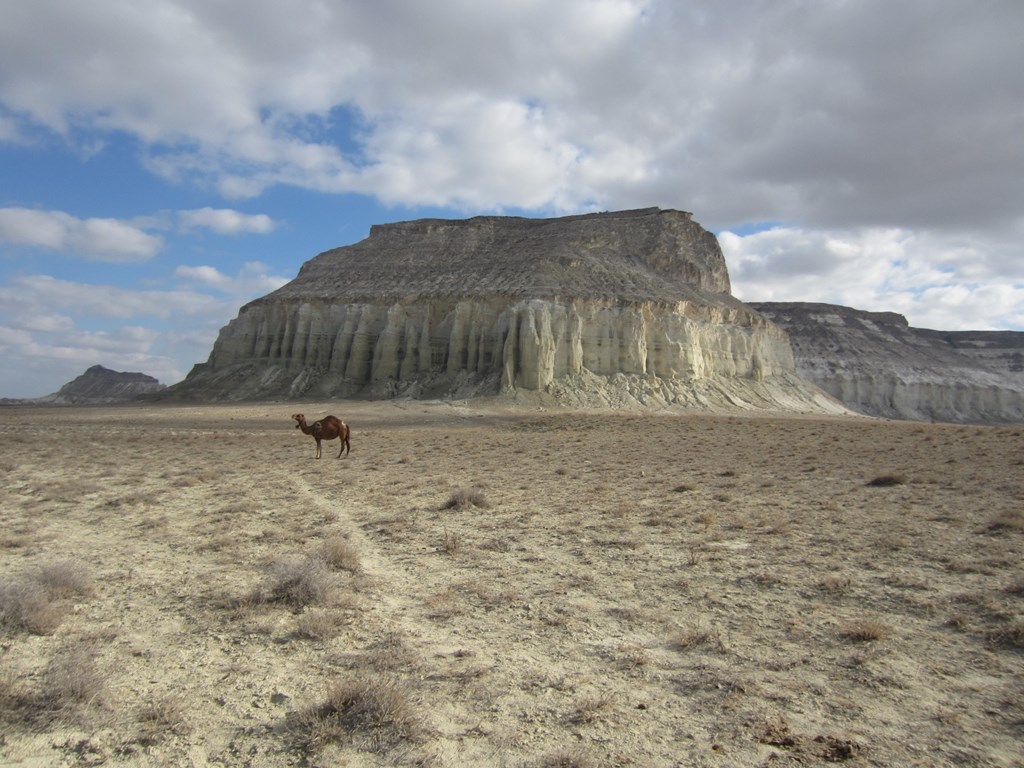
174, 209, 841, 412
752, 302, 1024, 423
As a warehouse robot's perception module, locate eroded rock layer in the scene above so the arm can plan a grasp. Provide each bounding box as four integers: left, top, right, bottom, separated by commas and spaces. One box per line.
752, 302, 1024, 423
175, 209, 841, 411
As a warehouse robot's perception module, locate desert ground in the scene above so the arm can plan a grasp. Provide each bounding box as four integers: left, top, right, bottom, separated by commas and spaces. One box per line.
1, 400, 1022, 767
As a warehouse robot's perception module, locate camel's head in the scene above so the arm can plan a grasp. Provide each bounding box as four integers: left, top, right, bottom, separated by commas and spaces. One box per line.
291, 413, 304, 428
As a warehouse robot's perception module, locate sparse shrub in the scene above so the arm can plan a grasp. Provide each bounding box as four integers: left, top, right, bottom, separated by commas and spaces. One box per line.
570, 694, 614, 724
840, 619, 890, 642
295, 674, 424, 754
364, 633, 419, 671
819, 574, 851, 594
441, 528, 462, 557
541, 748, 596, 768
865, 474, 907, 487
0, 666, 20, 718
0, 579, 64, 635
32, 559, 95, 599
695, 511, 716, 528
424, 590, 465, 620
39, 645, 106, 719
264, 557, 336, 608
136, 693, 189, 744
0, 560, 94, 636
673, 623, 725, 652
616, 642, 649, 669
985, 621, 1024, 651
672, 483, 696, 493
441, 487, 489, 511
987, 509, 1024, 533
295, 608, 345, 640
945, 612, 971, 630
319, 536, 363, 573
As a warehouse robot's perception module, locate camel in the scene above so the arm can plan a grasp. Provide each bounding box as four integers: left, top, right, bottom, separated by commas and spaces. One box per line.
292, 413, 351, 459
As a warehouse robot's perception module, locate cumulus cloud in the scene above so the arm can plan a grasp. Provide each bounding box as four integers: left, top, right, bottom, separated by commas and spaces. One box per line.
0, 207, 163, 261
4, 1, 1018, 230
177, 207, 276, 234
0, 260, 292, 397
722, 226, 1024, 332
174, 261, 288, 296
0, 256, 292, 399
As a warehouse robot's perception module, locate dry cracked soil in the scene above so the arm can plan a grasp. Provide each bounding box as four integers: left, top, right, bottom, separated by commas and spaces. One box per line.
1, 401, 1022, 767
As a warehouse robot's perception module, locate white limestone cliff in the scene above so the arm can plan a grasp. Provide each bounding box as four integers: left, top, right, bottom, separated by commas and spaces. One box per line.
173, 209, 844, 413
752, 302, 1024, 423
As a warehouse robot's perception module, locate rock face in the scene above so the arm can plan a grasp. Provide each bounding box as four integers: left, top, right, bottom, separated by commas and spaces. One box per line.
175, 209, 842, 412
48, 365, 166, 404
751, 302, 1024, 423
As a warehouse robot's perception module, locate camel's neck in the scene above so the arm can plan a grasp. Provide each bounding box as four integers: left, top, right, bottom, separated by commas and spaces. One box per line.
298, 420, 314, 435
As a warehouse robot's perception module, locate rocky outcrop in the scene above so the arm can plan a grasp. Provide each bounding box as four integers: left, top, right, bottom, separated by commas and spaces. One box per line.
35, 365, 166, 405
173, 209, 843, 413
751, 302, 1024, 423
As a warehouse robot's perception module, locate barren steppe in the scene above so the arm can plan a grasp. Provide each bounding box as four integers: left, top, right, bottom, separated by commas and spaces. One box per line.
1, 401, 1022, 767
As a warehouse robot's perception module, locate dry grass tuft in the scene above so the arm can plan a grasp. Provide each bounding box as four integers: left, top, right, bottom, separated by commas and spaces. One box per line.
441, 527, 462, 557
986, 509, 1024, 533
295, 608, 346, 640
673, 623, 726, 652
294, 674, 425, 754
0, 559, 95, 636
819, 573, 852, 594
541, 749, 597, 768
0, 580, 65, 635
569, 693, 614, 724
31, 559, 96, 599
37, 645, 107, 721
985, 621, 1024, 651
259, 557, 337, 609
318, 535, 363, 573
441, 487, 489, 511
136, 693, 190, 744
840, 619, 890, 642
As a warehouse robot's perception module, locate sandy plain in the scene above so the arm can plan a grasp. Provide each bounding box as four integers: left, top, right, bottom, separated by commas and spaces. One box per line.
1, 400, 1022, 767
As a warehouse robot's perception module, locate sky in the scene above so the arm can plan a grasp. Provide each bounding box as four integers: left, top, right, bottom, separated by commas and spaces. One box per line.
1, 1, 1022, 398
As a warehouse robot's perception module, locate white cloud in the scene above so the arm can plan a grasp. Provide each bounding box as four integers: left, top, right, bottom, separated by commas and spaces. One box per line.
177, 207, 276, 234
722, 225, 1024, 332
0, 260, 292, 397
0, 274, 220, 320
3, 1, 1020, 233
0, 207, 163, 261
174, 261, 289, 296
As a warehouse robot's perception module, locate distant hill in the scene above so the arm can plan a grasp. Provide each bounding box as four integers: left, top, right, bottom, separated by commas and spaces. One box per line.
1, 365, 166, 405
751, 302, 1024, 423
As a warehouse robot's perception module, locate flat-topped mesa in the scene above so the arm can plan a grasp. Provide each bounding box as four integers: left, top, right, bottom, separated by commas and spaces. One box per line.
175, 208, 842, 411
273, 208, 730, 303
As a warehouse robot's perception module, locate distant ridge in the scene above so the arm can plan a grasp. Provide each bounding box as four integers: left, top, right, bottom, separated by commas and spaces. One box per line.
751, 302, 1024, 423
1, 365, 166, 405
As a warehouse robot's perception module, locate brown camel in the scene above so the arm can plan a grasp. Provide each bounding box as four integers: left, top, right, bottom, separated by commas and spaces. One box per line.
292, 413, 351, 459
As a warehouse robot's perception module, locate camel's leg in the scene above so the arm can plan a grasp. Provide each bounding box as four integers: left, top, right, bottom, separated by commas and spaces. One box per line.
315, 439, 322, 459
